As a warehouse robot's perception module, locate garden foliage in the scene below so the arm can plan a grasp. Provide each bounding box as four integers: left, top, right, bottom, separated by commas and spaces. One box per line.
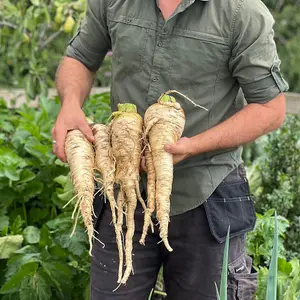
0, 94, 110, 299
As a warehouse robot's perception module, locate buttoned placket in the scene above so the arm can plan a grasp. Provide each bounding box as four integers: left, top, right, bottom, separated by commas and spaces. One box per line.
146, 0, 197, 105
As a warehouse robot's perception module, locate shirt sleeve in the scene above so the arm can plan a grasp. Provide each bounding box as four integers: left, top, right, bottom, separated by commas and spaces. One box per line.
229, 0, 289, 104
65, 0, 111, 72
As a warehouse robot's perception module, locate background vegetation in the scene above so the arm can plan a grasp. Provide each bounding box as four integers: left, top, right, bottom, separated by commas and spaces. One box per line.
1, 0, 300, 299
0, 0, 112, 100
1, 0, 300, 94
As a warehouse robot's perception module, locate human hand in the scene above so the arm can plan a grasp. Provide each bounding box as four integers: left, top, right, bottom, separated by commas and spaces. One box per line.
52, 105, 95, 162
164, 137, 193, 165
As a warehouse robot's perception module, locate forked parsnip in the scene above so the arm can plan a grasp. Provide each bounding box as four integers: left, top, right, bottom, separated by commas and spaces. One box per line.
65, 129, 95, 255
110, 103, 147, 285
143, 93, 185, 252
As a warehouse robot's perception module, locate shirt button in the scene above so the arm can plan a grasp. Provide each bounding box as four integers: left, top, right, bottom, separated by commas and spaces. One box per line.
162, 28, 168, 34
126, 18, 132, 23
152, 77, 158, 82
157, 41, 163, 47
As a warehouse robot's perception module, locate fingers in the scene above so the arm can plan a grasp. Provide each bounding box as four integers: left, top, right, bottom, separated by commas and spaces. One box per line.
164, 143, 183, 155
52, 126, 68, 162
78, 119, 95, 143
164, 137, 190, 155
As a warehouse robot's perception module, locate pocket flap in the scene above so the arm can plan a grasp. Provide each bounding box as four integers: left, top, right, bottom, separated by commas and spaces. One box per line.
204, 195, 256, 243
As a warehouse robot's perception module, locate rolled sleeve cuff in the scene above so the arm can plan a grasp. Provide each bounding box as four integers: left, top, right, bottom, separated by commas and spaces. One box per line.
241, 65, 289, 104
65, 24, 108, 72
65, 41, 106, 72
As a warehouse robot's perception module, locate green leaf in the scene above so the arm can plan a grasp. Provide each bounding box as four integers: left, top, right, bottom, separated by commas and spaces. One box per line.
283, 273, 300, 300
290, 258, 300, 277
0, 235, 23, 259
5, 252, 40, 281
266, 212, 279, 300
48, 244, 68, 259
19, 267, 51, 300
0, 215, 9, 233
219, 227, 230, 300
41, 261, 73, 296
0, 148, 27, 168
30, 0, 40, 7
0, 262, 38, 293
277, 271, 289, 300
54, 175, 69, 187
0, 98, 8, 109
39, 226, 52, 248
20, 276, 38, 300
1, 121, 14, 133
57, 189, 74, 202
22, 181, 43, 202
83, 280, 91, 300
3, 166, 21, 181
12, 129, 32, 148
23, 226, 40, 244
18, 170, 36, 184
14, 245, 39, 255
46, 214, 73, 230
10, 216, 25, 235
36, 270, 52, 300
54, 159, 68, 167
28, 208, 48, 224
278, 257, 292, 275
0, 188, 17, 206
1, 293, 20, 300
55, 229, 87, 257
24, 137, 53, 164
39, 97, 60, 120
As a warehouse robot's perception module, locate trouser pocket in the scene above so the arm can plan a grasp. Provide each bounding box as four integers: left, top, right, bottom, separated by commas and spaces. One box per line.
204, 164, 256, 243
228, 255, 258, 300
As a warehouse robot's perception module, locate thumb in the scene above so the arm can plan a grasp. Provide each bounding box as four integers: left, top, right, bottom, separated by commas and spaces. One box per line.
78, 120, 95, 143
164, 142, 184, 155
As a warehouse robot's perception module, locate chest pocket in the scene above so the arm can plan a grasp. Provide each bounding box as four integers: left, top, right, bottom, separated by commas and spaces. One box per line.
168, 28, 230, 96
107, 14, 153, 76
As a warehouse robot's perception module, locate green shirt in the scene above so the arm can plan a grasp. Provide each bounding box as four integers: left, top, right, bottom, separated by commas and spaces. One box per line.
66, 0, 289, 215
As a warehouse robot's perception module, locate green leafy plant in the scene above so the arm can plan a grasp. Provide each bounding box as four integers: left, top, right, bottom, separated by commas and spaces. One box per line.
215, 227, 230, 300
246, 209, 289, 267
0, 92, 111, 299
0, 0, 86, 96
0, 0, 112, 98
266, 212, 279, 300
264, 0, 300, 92
246, 115, 300, 257
255, 212, 300, 300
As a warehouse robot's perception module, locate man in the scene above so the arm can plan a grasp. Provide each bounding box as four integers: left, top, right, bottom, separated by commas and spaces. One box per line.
52, 0, 288, 299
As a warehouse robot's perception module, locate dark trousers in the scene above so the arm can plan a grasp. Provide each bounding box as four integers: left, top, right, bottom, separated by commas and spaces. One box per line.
91, 165, 258, 300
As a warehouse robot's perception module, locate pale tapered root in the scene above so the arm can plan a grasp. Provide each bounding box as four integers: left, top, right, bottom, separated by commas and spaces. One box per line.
144, 97, 185, 253
116, 189, 125, 283
120, 185, 137, 285
110, 105, 143, 285
140, 145, 156, 245
65, 130, 95, 257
